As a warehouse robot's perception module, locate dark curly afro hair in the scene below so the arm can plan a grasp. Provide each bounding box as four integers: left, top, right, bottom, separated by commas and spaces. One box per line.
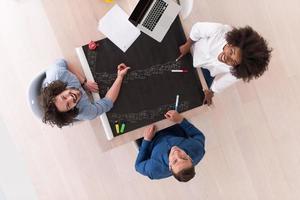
226, 26, 272, 82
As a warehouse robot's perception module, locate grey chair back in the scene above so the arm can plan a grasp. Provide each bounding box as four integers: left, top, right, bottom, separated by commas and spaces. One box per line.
27, 71, 46, 119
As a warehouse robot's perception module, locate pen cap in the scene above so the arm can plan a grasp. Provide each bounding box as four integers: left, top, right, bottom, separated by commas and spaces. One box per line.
120, 122, 126, 133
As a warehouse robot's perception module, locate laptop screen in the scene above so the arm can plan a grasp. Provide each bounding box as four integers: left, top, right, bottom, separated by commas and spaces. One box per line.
129, 0, 154, 26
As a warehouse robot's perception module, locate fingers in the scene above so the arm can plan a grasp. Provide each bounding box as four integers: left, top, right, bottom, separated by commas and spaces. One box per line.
149, 124, 154, 131
152, 125, 156, 132
144, 124, 156, 141
150, 125, 157, 134
203, 89, 211, 106
164, 110, 177, 119
145, 124, 156, 138
91, 82, 99, 89
144, 126, 151, 134
166, 110, 176, 115
203, 97, 212, 106
92, 87, 99, 92
118, 63, 131, 70
117, 63, 126, 69
123, 66, 130, 73
91, 83, 99, 90
85, 81, 99, 92
202, 97, 207, 105
164, 111, 171, 119
89, 88, 96, 92
207, 99, 212, 106
164, 113, 171, 119
146, 124, 154, 131
203, 96, 211, 106
117, 63, 130, 75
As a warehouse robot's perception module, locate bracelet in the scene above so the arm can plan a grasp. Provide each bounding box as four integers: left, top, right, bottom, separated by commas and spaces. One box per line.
81, 78, 87, 87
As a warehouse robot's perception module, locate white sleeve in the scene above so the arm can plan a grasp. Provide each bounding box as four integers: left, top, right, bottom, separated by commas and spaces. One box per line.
210, 72, 239, 93
190, 22, 227, 42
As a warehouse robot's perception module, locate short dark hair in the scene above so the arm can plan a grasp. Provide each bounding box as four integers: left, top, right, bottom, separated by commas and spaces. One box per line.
41, 80, 78, 128
172, 166, 195, 182
226, 26, 272, 82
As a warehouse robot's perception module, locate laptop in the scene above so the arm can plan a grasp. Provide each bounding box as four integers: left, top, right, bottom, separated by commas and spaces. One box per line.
129, 0, 181, 42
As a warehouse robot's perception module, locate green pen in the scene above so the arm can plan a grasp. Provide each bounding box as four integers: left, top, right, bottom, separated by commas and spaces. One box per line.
120, 122, 126, 133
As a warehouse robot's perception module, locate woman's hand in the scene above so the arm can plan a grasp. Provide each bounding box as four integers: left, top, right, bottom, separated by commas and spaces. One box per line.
203, 89, 214, 106
84, 80, 99, 93
117, 63, 130, 78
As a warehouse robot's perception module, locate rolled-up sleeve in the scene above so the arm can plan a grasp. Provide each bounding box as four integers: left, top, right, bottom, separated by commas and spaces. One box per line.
95, 97, 113, 113
135, 140, 155, 178
43, 59, 69, 86
76, 97, 114, 120
54, 59, 68, 69
210, 72, 239, 93
190, 22, 225, 42
179, 119, 205, 146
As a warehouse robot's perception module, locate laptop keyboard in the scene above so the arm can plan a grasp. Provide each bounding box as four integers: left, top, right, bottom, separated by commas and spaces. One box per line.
142, 0, 168, 31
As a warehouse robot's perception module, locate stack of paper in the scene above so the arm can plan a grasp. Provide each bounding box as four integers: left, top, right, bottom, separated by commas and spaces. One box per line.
98, 4, 141, 52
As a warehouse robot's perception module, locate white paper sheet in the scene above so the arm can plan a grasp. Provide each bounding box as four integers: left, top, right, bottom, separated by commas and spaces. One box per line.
98, 4, 141, 52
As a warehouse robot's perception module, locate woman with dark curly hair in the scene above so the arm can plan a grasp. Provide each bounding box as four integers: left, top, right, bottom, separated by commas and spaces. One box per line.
41, 59, 130, 128
178, 22, 272, 105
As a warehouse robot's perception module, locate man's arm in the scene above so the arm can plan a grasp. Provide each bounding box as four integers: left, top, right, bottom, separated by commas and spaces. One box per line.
179, 119, 205, 145
135, 125, 156, 178
135, 140, 153, 177
164, 110, 205, 145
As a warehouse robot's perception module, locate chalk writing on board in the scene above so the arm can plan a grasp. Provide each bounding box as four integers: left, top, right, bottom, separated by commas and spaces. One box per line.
93, 60, 183, 85
86, 50, 97, 71
109, 101, 190, 123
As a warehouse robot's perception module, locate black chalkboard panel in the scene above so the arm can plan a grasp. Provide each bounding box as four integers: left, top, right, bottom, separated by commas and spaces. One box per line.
82, 17, 204, 137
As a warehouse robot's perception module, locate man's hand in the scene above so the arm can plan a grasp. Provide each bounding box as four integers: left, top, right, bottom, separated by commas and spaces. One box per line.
143, 125, 156, 141
84, 80, 99, 93
203, 89, 214, 106
117, 63, 130, 78
164, 110, 184, 124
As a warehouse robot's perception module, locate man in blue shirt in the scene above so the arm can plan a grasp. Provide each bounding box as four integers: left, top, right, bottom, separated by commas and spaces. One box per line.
41, 59, 130, 128
135, 110, 205, 182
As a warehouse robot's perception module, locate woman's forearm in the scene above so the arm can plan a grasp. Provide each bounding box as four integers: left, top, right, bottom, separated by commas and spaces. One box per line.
105, 76, 124, 102
67, 63, 86, 84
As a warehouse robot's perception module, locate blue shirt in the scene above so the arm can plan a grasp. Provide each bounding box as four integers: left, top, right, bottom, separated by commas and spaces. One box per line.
135, 119, 205, 180
43, 59, 113, 120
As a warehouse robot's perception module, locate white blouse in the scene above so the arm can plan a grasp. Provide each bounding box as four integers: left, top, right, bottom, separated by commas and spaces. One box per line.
190, 22, 239, 93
